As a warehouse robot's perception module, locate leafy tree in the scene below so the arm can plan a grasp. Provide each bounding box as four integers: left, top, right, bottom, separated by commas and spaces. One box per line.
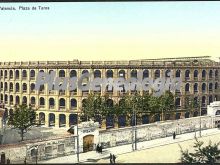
8, 104, 36, 141
180, 137, 220, 164
160, 91, 175, 120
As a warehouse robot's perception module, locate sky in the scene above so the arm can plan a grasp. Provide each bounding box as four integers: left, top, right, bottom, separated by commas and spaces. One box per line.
0, 2, 220, 62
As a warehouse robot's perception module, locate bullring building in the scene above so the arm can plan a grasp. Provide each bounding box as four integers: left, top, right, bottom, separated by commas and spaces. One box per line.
0, 56, 219, 128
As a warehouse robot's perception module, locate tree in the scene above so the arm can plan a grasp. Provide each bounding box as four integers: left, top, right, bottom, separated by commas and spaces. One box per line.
180, 137, 220, 164
8, 104, 36, 141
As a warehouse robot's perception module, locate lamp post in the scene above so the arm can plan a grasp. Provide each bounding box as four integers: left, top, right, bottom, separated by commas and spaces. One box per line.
199, 99, 202, 137
132, 102, 137, 151
76, 120, 79, 163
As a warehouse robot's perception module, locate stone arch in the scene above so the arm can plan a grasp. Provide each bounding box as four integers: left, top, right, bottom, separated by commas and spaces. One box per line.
59, 98, 66, 108
39, 112, 45, 125
94, 70, 101, 78
22, 70, 27, 78
143, 69, 149, 79
185, 70, 190, 78
70, 70, 77, 77
106, 70, 113, 78
49, 113, 55, 127
130, 69, 137, 78
70, 98, 77, 108
59, 70, 65, 77
59, 114, 66, 127
69, 114, 78, 126
154, 70, 160, 78
118, 70, 126, 78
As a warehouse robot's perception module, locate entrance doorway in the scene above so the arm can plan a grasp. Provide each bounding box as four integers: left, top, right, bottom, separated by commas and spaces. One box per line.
83, 135, 94, 152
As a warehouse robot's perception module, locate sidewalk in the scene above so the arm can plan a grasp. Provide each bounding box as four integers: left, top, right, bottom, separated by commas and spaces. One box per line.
40, 128, 220, 164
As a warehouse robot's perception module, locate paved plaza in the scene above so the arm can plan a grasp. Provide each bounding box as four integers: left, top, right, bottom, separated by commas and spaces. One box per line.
39, 128, 220, 164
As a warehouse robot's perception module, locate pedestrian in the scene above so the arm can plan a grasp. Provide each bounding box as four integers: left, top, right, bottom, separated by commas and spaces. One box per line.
100, 145, 102, 154
112, 154, 116, 164
173, 131, 176, 140
109, 153, 113, 164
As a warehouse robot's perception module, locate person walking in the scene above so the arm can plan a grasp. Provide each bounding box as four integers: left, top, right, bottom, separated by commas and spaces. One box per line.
112, 154, 116, 164
109, 153, 113, 164
173, 131, 176, 140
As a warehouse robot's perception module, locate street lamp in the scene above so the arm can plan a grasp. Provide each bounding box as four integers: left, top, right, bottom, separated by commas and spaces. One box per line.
67, 118, 79, 163
132, 103, 137, 151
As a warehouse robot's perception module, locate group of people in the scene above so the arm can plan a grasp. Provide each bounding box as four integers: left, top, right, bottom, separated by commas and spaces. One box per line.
109, 153, 116, 164
96, 144, 103, 154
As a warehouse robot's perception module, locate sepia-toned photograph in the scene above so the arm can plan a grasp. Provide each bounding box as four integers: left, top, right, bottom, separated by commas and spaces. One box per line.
0, 1, 220, 164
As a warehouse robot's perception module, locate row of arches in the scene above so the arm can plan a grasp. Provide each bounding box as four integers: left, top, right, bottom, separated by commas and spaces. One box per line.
0, 94, 217, 108
1, 69, 218, 79
185, 82, 218, 92
1, 81, 218, 94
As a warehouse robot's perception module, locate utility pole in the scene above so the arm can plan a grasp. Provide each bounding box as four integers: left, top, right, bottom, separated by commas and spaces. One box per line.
132, 102, 137, 151
199, 99, 202, 137
76, 118, 79, 163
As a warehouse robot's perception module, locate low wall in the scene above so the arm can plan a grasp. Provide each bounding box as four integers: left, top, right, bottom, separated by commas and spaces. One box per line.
99, 115, 220, 148
0, 135, 75, 163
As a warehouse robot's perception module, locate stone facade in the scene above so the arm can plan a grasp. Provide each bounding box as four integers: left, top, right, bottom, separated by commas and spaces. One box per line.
0, 56, 219, 128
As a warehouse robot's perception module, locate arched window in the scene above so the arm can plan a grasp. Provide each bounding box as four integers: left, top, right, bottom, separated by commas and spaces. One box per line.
209, 83, 213, 91
5, 94, 8, 102
202, 96, 206, 106
143, 69, 149, 79
82, 70, 89, 74
154, 70, 160, 78
130, 69, 137, 78
30, 70, 35, 78
9, 95, 13, 103
4, 82, 8, 91
30, 83, 35, 91
106, 70, 113, 78
70, 99, 77, 108
185, 83, 190, 92
40, 97, 45, 106
194, 70, 198, 78
185, 70, 190, 78
70, 70, 77, 78
22, 70, 27, 78
165, 69, 171, 77
215, 70, 218, 78
9, 82, 13, 91
59, 98, 66, 107
22, 83, 27, 92
9, 70, 13, 78
176, 70, 181, 77
202, 83, 206, 92
49, 98, 55, 107
202, 70, 206, 79
31, 97, 35, 105
16, 96, 20, 104
22, 96, 27, 104
118, 70, 125, 78
209, 70, 213, 78
194, 83, 198, 93
4, 70, 8, 78
94, 70, 101, 78
15, 70, 19, 79
0, 82, 3, 89
0, 70, 3, 77
59, 70, 65, 77
175, 98, 181, 107
215, 82, 218, 90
